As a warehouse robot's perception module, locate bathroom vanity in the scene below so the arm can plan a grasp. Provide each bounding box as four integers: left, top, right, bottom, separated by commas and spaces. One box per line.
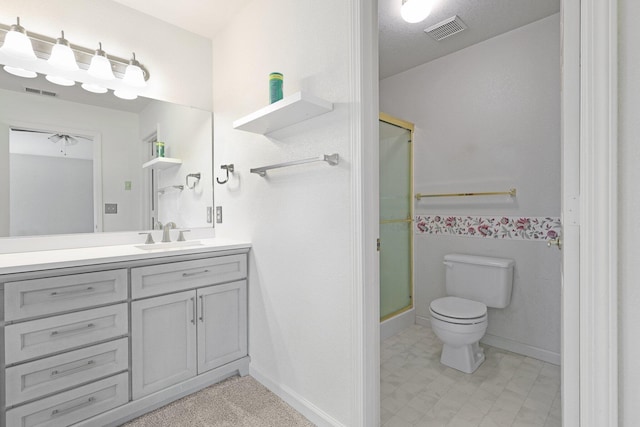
0, 239, 251, 427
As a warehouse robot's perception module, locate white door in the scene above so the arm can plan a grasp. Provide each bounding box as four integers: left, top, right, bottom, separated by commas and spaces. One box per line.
197, 281, 247, 374
131, 291, 197, 399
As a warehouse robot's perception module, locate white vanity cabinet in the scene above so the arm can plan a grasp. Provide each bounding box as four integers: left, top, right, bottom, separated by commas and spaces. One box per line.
0, 245, 250, 427
131, 290, 198, 399
197, 281, 248, 373
131, 256, 248, 399
1, 268, 129, 427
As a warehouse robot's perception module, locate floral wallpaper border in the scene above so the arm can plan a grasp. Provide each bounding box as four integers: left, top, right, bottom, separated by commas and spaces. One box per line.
415, 215, 561, 241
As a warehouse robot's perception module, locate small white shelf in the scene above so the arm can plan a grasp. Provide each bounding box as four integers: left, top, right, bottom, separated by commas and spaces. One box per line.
233, 91, 333, 135
142, 157, 182, 170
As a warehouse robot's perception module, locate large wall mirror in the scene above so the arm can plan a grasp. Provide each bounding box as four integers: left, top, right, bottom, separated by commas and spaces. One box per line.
0, 72, 214, 237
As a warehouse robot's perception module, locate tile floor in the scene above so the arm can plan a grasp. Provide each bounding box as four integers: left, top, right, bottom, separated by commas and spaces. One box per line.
381, 324, 561, 427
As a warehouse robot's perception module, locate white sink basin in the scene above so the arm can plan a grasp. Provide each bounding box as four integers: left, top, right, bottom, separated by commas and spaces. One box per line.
135, 240, 204, 251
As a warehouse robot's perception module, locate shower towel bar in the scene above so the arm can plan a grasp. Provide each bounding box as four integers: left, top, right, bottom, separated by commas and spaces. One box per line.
415, 188, 517, 201
250, 153, 339, 177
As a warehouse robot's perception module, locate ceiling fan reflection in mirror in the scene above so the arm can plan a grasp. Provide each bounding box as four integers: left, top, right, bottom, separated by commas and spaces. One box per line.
48, 133, 87, 154
13, 127, 93, 156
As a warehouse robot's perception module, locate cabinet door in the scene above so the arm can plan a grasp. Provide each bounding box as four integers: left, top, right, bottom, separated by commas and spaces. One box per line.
197, 280, 247, 374
131, 291, 197, 399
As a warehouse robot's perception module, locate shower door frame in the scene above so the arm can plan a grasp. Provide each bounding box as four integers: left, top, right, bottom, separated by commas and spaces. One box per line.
379, 112, 414, 322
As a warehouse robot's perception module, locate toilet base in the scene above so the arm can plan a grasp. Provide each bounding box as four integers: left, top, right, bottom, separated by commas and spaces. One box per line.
440, 341, 485, 374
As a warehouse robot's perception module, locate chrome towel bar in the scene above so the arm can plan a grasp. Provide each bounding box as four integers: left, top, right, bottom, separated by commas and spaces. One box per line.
251, 153, 339, 177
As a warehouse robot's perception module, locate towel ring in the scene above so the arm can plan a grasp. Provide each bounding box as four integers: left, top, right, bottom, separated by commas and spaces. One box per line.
216, 164, 234, 185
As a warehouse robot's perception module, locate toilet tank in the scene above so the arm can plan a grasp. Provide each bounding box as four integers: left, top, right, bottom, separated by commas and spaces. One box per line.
444, 254, 515, 308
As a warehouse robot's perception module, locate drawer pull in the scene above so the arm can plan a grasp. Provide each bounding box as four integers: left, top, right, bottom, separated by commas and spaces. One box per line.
50, 286, 95, 297
51, 396, 96, 417
51, 359, 96, 378
50, 323, 96, 337
182, 269, 210, 277
199, 295, 204, 322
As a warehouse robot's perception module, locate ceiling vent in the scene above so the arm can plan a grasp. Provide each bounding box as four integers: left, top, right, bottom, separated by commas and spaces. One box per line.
24, 87, 57, 97
425, 15, 467, 41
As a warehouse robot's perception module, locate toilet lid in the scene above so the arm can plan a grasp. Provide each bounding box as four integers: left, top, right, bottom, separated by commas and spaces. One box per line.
430, 296, 487, 320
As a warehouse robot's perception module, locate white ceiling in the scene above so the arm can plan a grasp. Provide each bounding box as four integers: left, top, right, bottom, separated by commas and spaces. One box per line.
379, 0, 560, 78
114, 0, 560, 80
111, 0, 255, 40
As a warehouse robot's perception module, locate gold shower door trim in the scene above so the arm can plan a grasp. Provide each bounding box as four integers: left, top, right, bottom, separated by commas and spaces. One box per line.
379, 112, 415, 322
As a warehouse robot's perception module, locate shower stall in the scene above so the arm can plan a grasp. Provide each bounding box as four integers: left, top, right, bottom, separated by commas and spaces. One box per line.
379, 113, 414, 339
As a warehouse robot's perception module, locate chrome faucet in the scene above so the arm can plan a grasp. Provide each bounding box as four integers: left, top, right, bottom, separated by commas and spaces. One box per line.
162, 222, 177, 242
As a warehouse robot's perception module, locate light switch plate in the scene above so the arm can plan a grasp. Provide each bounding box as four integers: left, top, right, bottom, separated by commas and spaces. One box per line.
216, 206, 222, 223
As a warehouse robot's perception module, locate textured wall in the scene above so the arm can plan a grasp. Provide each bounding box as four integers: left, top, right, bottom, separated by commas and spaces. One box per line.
380, 14, 562, 361
212, 0, 355, 424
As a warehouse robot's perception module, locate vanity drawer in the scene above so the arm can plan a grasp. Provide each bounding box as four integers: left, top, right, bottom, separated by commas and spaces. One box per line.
5, 304, 128, 365
131, 254, 247, 299
4, 269, 128, 321
5, 372, 128, 427
5, 338, 128, 407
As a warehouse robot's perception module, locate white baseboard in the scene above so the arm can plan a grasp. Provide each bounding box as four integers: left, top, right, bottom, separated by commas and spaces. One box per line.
415, 316, 560, 366
250, 366, 346, 427
381, 308, 415, 341
481, 333, 560, 366
416, 315, 430, 327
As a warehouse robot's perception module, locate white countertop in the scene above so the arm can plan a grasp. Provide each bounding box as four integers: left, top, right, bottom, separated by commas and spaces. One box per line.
0, 238, 251, 275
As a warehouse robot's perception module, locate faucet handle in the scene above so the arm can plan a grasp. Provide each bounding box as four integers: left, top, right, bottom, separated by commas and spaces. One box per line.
138, 232, 155, 245
177, 230, 191, 242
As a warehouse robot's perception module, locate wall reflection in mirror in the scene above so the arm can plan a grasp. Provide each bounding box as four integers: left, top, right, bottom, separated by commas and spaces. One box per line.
0, 72, 214, 237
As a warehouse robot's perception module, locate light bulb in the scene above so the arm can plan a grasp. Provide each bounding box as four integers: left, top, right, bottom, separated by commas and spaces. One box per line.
114, 89, 137, 100
81, 82, 108, 94
3, 65, 36, 78
0, 18, 37, 60
401, 0, 433, 23
87, 43, 114, 80
46, 75, 75, 86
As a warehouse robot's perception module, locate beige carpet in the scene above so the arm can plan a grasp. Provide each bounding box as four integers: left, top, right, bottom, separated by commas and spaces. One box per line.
121, 376, 315, 427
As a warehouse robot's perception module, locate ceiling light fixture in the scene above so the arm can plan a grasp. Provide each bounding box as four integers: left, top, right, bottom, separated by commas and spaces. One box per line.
0, 18, 149, 100
401, 0, 433, 24
0, 17, 37, 78
122, 53, 146, 88
87, 42, 115, 80
0, 17, 37, 60
46, 31, 78, 86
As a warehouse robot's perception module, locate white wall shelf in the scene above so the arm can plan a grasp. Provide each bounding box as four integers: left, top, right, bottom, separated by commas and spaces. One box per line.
232, 91, 333, 134
142, 157, 182, 170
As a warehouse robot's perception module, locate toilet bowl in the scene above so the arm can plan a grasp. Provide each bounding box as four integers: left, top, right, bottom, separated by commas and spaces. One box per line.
429, 296, 488, 373
429, 254, 514, 373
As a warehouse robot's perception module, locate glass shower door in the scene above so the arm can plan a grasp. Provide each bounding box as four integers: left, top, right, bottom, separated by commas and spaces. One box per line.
379, 116, 413, 320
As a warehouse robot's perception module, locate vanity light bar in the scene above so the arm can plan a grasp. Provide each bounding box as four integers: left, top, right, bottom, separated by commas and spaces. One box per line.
0, 21, 149, 88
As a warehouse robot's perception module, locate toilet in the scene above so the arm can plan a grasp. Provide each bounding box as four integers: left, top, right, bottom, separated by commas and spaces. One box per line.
429, 254, 515, 374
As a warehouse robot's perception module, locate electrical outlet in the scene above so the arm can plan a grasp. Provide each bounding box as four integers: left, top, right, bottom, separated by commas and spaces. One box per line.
216, 206, 223, 223
206, 206, 213, 223
104, 203, 118, 214
124, 181, 132, 191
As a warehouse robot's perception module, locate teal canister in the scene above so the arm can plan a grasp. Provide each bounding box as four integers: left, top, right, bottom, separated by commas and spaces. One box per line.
155, 141, 165, 157
269, 72, 283, 103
